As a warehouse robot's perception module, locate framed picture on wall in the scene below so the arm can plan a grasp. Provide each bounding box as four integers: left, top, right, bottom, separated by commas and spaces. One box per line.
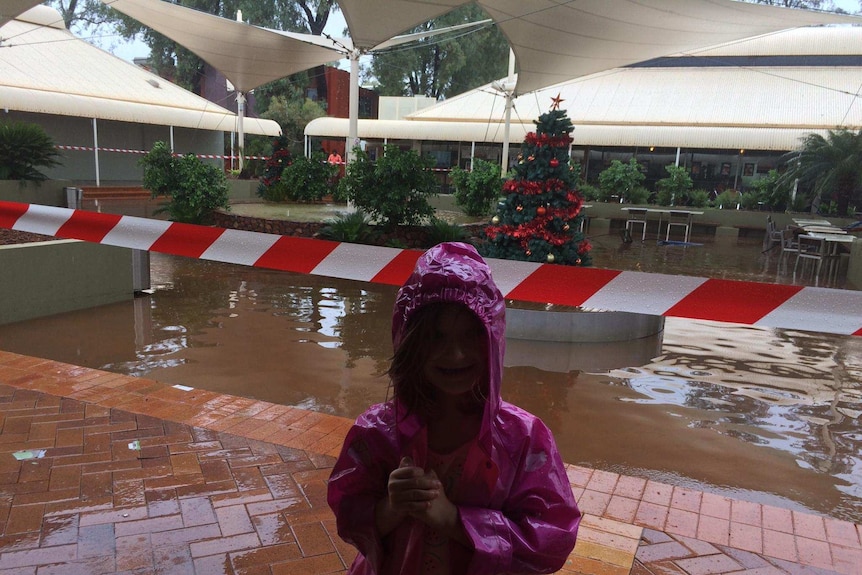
720, 162, 732, 176
743, 163, 755, 177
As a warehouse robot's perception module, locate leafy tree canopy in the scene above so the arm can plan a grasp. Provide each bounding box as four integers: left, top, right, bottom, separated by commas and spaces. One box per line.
369, 5, 509, 99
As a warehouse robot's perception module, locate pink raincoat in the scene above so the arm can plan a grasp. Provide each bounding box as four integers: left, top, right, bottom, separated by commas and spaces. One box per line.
327, 242, 580, 574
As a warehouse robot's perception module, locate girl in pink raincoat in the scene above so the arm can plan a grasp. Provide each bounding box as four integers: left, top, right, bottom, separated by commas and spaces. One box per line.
327, 242, 580, 574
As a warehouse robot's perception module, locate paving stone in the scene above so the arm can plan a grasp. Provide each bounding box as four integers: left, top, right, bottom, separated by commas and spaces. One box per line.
1, 352, 860, 575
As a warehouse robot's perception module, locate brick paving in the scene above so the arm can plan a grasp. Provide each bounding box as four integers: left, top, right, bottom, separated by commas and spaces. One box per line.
0, 349, 860, 574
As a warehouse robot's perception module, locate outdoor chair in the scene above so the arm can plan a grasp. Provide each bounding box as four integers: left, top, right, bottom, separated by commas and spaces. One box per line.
625, 208, 649, 241
764, 215, 783, 250
665, 210, 693, 243
794, 235, 826, 285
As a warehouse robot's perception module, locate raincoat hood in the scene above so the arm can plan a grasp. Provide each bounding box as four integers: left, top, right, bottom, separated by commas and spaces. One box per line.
392, 242, 506, 420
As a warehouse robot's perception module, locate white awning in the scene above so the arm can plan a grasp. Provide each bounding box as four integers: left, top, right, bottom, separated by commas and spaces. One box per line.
0, 7, 281, 136
305, 116, 828, 151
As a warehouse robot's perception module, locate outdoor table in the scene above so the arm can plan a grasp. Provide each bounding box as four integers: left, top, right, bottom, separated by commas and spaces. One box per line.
802, 225, 847, 234
800, 232, 857, 281
620, 208, 704, 242
793, 218, 832, 226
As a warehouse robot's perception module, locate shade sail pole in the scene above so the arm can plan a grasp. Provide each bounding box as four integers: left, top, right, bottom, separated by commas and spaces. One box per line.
500, 49, 515, 177
347, 49, 360, 163
92, 118, 100, 187
236, 92, 246, 172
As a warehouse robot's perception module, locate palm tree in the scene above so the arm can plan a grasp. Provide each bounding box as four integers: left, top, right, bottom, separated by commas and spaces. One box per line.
780, 129, 862, 216
0, 121, 61, 181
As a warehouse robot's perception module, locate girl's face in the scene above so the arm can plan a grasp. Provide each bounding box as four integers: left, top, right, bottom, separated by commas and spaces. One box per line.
421, 304, 488, 398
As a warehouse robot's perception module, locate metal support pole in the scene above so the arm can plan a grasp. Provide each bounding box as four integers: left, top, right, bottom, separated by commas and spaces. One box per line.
92, 118, 100, 187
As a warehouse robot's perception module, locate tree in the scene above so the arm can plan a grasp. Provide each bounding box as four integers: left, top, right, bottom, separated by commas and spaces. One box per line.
779, 129, 862, 216
655, 165, 694, 206
337, 145, 438, 230
140, 141, 229, 224
745, 0, 834, 8
260, 92, 327, 155
370, 5, 509, 98
52, 1, 335, 95
482, 105, 591, 266
450, 158, 502, 217
597, 159, 648, 204
0, 122, 62, 181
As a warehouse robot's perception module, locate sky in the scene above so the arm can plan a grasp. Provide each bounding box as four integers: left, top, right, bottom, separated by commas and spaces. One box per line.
93, 1, 861, 64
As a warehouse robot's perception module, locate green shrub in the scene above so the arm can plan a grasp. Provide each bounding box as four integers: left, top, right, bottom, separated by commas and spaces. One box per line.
450, 159, 502, 217
317, 210, 378, 244
0, 121, 62, 181
337, 145, 437, 230
739, 191, 761, 210
424, 217, 467, 246
655, 164, 694, 206
598, 158, 646, 202
712, 190, 740, 209
278, 152, 337, 202
140, 141, 229, 224
578, 182, 601, 201
688, 189, 710, 207
750, 169, 788, 211
627, 186, 650, 204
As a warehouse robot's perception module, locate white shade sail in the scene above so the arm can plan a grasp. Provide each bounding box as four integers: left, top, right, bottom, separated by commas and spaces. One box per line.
0, 0, 41, 26
0, 6, 281, 136
101, 0, 345, 94
471, 0, 860, 95
307, 27, 862, 152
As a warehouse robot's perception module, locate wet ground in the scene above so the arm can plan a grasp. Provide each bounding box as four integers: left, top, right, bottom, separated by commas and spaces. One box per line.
1, 238, 861, 526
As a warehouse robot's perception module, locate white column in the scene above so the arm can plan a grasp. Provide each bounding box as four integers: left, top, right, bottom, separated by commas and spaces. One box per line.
347, 49, 360, 163
92, 118, 100, 187
500, 49, 516, 177
237, 92, 246, 171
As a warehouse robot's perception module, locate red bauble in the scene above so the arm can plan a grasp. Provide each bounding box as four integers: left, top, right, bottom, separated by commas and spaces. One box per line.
549, 158, 559, 168
537, 206, 547, 216
516, 205, 523, 211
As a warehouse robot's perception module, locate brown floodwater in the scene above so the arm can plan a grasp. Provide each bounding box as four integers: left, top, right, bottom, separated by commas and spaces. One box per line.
1, 252, 860, 525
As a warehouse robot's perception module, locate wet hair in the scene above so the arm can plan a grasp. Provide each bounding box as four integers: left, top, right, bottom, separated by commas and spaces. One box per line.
388, 302, 488, 417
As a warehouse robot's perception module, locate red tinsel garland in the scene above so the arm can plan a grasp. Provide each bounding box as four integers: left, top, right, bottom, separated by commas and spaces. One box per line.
524, 133, 573, 148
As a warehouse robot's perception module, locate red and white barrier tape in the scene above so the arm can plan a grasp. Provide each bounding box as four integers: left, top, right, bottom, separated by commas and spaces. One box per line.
2, 201, 860, 336
56, 145, 269, 161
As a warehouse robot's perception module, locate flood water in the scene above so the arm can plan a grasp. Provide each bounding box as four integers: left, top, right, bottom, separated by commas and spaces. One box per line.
1, 250, 861, 524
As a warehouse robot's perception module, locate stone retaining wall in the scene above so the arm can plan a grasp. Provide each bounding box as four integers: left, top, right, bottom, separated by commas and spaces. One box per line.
212, 210, 486, 249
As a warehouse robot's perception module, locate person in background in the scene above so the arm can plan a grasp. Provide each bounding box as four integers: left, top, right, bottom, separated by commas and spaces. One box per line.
328, 150, 343, 165
328, 242, 580, 575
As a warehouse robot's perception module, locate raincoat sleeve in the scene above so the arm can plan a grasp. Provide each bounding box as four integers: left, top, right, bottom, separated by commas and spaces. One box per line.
459, 417, 580, 574
326, 413, 396, 571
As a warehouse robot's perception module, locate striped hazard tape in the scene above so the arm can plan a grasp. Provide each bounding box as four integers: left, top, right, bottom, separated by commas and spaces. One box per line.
56, 145, 269, 161
2, 200, 860, 336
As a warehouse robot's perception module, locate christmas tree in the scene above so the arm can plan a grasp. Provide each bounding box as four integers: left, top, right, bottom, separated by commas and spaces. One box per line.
482, 97, 592, 266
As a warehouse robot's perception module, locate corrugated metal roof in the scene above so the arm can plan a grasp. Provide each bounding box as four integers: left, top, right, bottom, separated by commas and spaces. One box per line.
0, 6, 281, 136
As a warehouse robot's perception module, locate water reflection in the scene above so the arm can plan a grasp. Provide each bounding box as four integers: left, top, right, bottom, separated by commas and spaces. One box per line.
0, 253, 860, 523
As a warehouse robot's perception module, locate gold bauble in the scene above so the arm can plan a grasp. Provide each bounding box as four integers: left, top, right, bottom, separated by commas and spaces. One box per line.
547, 253, 556, 263
491, 216, 500, 224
